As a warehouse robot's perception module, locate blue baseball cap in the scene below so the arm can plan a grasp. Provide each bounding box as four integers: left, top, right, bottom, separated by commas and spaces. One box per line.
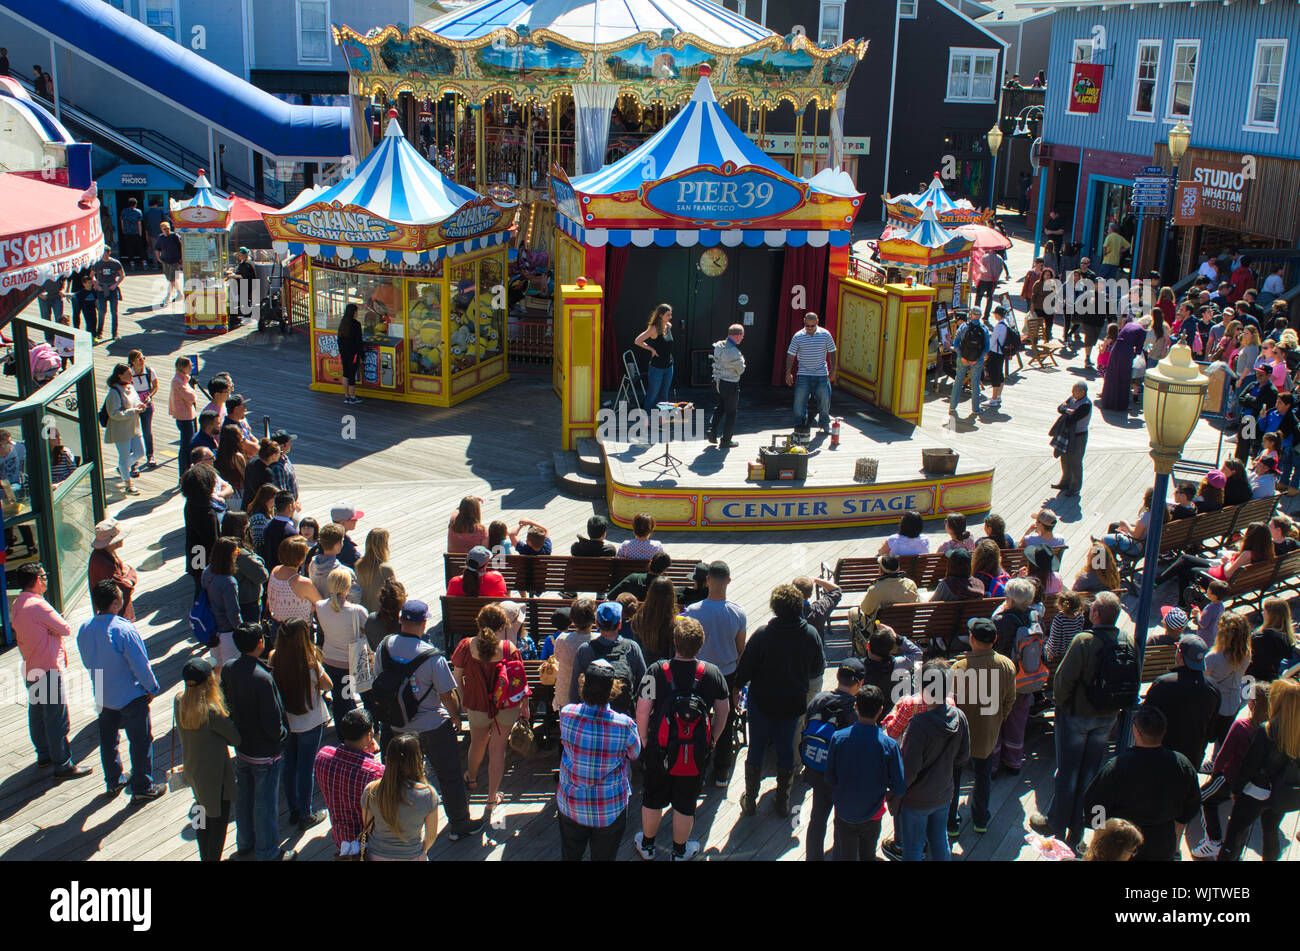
595, 601, 622, 628
400, 599, 429, 623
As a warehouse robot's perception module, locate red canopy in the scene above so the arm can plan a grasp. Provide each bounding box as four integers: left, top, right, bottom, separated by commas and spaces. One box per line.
228, 196, 278, 226
0, 173, 105, 294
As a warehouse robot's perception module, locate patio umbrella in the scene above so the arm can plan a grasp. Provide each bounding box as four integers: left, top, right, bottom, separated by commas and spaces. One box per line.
955, 223, 1012, 251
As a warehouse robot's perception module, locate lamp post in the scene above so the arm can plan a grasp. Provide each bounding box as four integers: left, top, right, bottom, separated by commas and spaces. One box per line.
1154, 119, 1191, 279
986, 123, 1005, 214
1117, 342, 1209, 751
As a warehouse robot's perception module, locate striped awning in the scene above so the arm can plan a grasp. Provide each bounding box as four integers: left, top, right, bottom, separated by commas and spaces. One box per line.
884, 173, 982, 226
273, 229, 508, 265
559, 211, 848, 248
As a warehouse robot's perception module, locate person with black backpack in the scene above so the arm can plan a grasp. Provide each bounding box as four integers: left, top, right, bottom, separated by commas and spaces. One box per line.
633, 616, 730, 862
571, 601, 646, 721
949, 311, 990, 417
1030, 592, 1137, 853
801, 659, 865, 860
370, 600, 484, 841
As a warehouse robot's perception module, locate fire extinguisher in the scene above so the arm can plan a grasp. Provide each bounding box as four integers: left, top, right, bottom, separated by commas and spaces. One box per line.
830, 417, 842, 449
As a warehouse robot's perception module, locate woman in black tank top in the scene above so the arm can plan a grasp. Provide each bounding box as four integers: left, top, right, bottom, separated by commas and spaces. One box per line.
634, 303, 675, 410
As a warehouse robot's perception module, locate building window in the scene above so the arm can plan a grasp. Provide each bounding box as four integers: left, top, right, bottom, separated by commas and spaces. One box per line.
1073, 39, 1092, 64
899, 0, 918, 17
1246, 39, 1286, 129
297, 0, 331, 65
946, 48, 998, 102
724, 0, 748, 17
818, 1, 845, 46
104, 0, 125, 10
1167, 39, 1199, 119
143, 0, 177, 40
1131, 41, 1160, 117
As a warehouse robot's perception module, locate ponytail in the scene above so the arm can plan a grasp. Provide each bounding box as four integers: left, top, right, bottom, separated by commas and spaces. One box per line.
472, 627, 500, 663
462, 567, 480, 597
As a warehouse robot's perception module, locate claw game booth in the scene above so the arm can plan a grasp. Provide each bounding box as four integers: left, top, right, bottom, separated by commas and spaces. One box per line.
262, 112, 516, 405
549, 72, 995, 531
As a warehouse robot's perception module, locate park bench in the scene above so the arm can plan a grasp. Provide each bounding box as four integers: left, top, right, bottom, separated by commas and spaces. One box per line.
1116, 495, 1279, 590
443, 553, 705, 597
437, 595, 573, 650
1215, 548, 1300, 613
831, 546, 1066, 592
874, 597, 1003, 652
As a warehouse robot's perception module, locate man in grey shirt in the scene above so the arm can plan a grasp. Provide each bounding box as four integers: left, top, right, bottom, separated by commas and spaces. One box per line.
707, 324, 746, 448
683, 561, 747, 787
373, 600, 483, 839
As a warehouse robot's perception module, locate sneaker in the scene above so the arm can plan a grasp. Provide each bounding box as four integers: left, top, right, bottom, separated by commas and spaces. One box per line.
881, 837, 904, 862
129, 783, 166, 802
706, 432, 717, 445
299, 810, 327, 830
973, 822, 988, 834
672, 840, 701, 862
277, 849, 298, 861
105, 775, 130, 796
947, 816, 961, 838
1191, 839, 1221, 860
633, 831, 656, 861
447, 817, 485, 841
714, 777, 730, 788
1028, 812, 1058, 836
720, 440, 739, 448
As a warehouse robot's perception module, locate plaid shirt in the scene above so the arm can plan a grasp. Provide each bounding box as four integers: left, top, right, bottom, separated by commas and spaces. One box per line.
557, 703, 641, 828
314, 743, 385, 848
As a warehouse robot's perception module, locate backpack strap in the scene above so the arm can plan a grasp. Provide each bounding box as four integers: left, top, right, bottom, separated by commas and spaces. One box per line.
692, 662, 705, 690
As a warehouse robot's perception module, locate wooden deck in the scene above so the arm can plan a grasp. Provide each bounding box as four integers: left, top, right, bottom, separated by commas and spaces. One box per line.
1, 242, 1296, 862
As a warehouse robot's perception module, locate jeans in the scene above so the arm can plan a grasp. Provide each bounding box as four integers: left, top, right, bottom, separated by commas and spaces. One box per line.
1098, 263, 1118, 280
1218, 794, 1288, 861
323, 663, 356, 740
950, 359, 984, 413
1282, 445, 1298, 488
96, 295, 120, 337
643, 364, 673, 410
176, 418, 196, 480
37, 294, 64, 323
97, 694, 153, 794
282, 724, 324, 817
806, 769, 833, 860
792, 374, 832, 430
114, 435, 145, 484
27, 672, 71, 767
708, 380, 740, 443
1061, 434, 1087, 495
196, 799, 231, 862
973, 280, 996, 318
745, 706, 798, 772
74, 301, 97, 336
557, 807, 627, 861
139, 403, 155, 459
234, 756, 283, 861
898, 803, 951, 861
1102, 532, 1142, 557
834, 816, 882, 860
418, 722, 472, 827
710, 670, 739, 784
1047, 713, 1116, 843
950, 754, 994, 828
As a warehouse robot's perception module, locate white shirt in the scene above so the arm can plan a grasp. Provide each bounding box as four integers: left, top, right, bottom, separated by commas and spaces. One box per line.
1263, 274, 1285, 294
1198, 261, 1219, 281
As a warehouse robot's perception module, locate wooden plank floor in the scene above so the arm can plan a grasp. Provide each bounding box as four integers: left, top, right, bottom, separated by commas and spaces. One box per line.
1, 241, 1295, 862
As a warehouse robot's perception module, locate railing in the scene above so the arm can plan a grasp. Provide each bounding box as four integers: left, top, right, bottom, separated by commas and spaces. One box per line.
282, 254, 311, 335
0, 312, 105, 626
508, 315, 553, 368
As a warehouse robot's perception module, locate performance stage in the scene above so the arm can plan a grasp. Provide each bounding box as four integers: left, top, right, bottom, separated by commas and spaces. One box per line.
601, 402, 995, 532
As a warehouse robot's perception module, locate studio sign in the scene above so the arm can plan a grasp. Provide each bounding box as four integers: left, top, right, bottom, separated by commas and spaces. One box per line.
285, 209, 398, 243
1190, 162, 1250, 221
643, 168, 803, 222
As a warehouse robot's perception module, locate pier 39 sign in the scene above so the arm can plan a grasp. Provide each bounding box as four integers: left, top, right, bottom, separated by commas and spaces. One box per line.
643, 166, 803, 223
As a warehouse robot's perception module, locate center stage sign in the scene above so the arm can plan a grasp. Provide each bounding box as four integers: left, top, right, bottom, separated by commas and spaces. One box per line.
703, 487, 934, 527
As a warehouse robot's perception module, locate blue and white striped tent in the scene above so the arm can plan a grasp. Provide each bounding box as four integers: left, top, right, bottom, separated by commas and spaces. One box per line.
270, 114, 510, 265
565, 73, 858, 248
0, 79, 75, 146
875, 201, 974, 271
883, 173, 981, 227
170, 171, 233, 232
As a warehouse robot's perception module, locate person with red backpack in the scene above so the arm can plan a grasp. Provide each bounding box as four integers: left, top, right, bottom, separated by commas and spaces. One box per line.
633, 616, 730, 862
451, 623, 531, 820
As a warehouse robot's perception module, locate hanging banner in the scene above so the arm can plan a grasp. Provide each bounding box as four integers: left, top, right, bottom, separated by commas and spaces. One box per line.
1066, 62, 1105, 115
1188, 159, 1251, 229
1173, 182, 1202, 226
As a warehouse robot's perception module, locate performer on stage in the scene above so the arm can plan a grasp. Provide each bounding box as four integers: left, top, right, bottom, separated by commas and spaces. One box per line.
634, 303, 675, 411
784, 312, 837, 433
707, 324, 746, 448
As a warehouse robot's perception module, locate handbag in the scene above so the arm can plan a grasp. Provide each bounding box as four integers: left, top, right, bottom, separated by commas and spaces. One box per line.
348, 610, 377, 695
509, 719, 537, 758
166, 729, 189, 792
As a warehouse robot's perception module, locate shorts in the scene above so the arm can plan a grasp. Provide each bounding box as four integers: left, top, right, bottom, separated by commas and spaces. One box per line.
1082, 321, 1102, 348
162, 261, 180, 283
641, 752, 702, 816
987, 352, 1005, 386
340, 353, 360, 385
467, 707, 518, 732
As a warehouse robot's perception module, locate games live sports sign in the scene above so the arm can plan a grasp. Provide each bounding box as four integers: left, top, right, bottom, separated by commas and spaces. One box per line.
0, 210, 104, 293
642, 164, 805, 224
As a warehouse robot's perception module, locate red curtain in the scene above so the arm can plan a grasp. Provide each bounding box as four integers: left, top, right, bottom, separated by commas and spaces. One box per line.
602, 245, 630, 389
770, 244, 830, 385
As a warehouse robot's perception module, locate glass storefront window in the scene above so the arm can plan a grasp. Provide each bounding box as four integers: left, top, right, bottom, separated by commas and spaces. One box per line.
448, 260, 480, 373
407, 279, 444, 377
478, 255, 506, 362
311, 266, 403, 334
52, 465, 95, 610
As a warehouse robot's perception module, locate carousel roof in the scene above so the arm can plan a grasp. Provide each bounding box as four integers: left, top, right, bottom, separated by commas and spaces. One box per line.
875, 201, 974, 271
170, 170, 234, 215
572, 72, 837, 198
883, 173, 982, 225
303, 114, 480, 225
423, 0, 773, 46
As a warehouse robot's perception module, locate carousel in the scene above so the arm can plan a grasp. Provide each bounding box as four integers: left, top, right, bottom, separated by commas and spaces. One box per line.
262, 111, 517, 406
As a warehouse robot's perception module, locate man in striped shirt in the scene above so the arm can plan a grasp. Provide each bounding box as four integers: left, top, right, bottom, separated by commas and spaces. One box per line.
557, 661, 641, 861
785, 312, 838, 432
